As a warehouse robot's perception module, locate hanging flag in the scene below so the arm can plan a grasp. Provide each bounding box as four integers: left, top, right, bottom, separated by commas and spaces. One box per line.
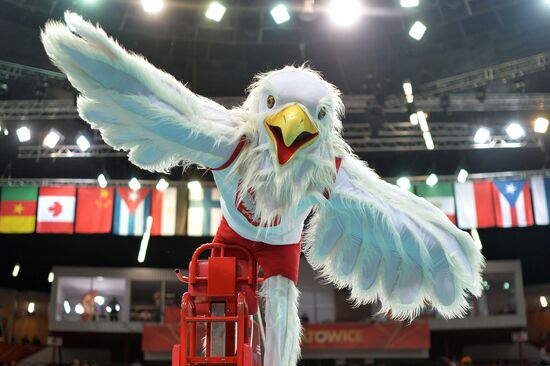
36, 186, 76, 234
187, 187, 222, 236
492, 179, 534, 228
0, 186, 38, 234
113, 187, 151, 236
454, 181, 496, 229
530, 176, 550, 225
151, 187, 188, 236
415, 182, 456, 223
75, 187, 114, 234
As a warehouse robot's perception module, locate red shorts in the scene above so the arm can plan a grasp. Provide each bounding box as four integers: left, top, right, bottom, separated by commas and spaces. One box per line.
212, 216, 301, 285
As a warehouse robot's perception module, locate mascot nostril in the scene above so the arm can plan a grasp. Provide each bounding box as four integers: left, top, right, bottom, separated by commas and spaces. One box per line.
41, 11, 485, 366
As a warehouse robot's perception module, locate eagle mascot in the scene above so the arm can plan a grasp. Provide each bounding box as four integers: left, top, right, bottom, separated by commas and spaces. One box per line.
42, 12, 484, 366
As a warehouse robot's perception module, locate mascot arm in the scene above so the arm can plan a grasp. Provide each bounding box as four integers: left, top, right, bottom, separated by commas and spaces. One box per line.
41, 12, 244, 172
304, 156, 485, 320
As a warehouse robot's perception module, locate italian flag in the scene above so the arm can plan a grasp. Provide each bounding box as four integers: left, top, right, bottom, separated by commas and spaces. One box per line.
0, 187, 38, 233
416, 182, 456, 223
453, 180, 496, 229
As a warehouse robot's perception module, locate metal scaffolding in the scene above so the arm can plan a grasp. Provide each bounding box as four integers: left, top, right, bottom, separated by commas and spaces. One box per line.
0, 60, 66, 81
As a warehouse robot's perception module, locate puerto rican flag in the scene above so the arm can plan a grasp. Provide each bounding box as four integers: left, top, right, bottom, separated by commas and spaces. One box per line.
113, 188, 151, 236
492, 179, 534, 228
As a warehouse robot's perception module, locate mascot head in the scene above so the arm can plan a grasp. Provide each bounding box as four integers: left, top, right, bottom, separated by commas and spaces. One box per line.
232, 65, 351, 225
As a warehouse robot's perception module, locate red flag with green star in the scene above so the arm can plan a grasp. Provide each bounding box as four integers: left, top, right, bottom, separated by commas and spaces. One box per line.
0, 187, 38, 233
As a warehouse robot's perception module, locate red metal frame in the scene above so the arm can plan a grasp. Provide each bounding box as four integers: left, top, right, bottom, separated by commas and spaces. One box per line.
172, 243, 262, 366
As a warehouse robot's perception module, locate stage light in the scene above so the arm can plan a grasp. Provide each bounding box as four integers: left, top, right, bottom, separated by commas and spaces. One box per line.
3, 128, 7, 136
327, 0, 362, 27
396, 177, 411, 190
43, 129, 62, 149
541, 296, 548, 308
409, 113, 418, 125
534, 117, 549, 134
97, 174, 108, 188
75, 303, 84, 315
12, 264, 20, 277
76, 134, 91, 152
401, 0, 419, 7
156, 178, 169, 191
417, 111, 428, 132
409, 21, 426, 40
503, 282, 510, 290
48, 271, 55, 283
137, 216, 153, 263
403, 81, 413, 96
106, 306, 112, 313
63, 300, 71, 314
94, 296, 105, 306
142, 0, 163, 13
27, 302, 35, 314
505, 122, 525, 140
271, 4, 291, 24
16, 126, 31, 142
205, 1, 226, 22
426, 173, 438, 187
457, 169, 469, 183
423, 131, 434, 150
128, 177, 141, 191
470, 229, 482, 250
473, 127, 491, 144
187, 180, 202, 192
115, 304, 121, 312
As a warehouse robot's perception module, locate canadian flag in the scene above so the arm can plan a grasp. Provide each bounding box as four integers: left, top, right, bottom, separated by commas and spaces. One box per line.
36, 186, 76, 233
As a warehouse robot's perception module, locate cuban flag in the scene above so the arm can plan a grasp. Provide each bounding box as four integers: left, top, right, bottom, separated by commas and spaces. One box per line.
113, 187, 151, 236
530, 176, 550, 225
492, 179, 534, 228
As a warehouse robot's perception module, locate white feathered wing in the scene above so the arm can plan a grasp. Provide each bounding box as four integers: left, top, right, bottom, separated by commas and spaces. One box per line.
41, 12, 246, 172
304, 156, 485, 320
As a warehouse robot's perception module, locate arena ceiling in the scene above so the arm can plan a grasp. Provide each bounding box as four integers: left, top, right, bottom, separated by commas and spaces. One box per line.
0, 0, 549, 291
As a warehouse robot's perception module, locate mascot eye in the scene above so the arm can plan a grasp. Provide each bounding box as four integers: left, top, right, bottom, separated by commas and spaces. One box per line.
267, 95, 275, 109
318, 107, 327, 120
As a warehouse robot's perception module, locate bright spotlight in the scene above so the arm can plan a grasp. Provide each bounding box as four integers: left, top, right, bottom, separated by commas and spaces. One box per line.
187, 180, 202, 192
63, 300, 71, 314
75, 303, 85, 315
423, 131, 434, 150
97, 174, 108, 188
409, 21, 427, 40
12, 264, 20, 277
115, 304, 121, 312
76, 134, 91, 152
27, 302, 35, 314
16, 126, 31, 142
473, 127, 491, 144
417, 111, 428, 132
205, 1, 226, 22
137, 216, 153, 263
142, 0, 163, 13
271, 4, 291, 24
94, 296, 105, 306
43, 129, 62, 149
48, 271, 55, 283
401, 0, 419, 7
327, 0, 363, 27
457, 169, 469, 183
156, 178, 169, 191
426, 173, 438, 187
409, 113, 418, 125
128, 177, 141, 191
534, 117, 549, 134
541, 296, 548, 308
396, 177, 411, 190
505, 122, 525, 140
402, 81, 413, 96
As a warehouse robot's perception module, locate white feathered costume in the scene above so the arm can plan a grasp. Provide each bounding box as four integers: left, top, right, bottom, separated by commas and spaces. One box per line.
42, 12, 484, 366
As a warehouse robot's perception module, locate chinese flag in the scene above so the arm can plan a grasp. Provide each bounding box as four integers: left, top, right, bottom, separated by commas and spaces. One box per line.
75, 187, 114, 234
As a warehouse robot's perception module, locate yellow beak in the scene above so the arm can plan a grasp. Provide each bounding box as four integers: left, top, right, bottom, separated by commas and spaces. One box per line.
264, 104, 319, 165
